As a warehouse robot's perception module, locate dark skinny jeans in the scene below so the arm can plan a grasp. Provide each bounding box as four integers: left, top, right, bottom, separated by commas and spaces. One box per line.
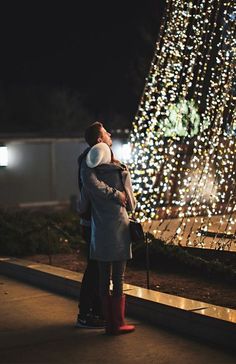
98, 260, 127, 297
79, 226, 102, 317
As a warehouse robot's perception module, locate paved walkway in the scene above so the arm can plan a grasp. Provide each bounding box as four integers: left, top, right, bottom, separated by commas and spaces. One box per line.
0, 275, 235, 364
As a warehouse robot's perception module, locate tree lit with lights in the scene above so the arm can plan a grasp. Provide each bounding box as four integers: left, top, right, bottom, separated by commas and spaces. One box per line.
130, 0, 236, 250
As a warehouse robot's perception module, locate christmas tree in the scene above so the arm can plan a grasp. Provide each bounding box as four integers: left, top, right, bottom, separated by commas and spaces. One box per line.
130, 0, 236, 250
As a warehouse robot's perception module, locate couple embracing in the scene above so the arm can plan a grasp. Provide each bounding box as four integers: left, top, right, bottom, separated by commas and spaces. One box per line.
76, 122, 136, 335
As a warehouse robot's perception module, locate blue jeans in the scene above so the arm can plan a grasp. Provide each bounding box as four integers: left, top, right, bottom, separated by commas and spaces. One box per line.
98, 261, 127, 297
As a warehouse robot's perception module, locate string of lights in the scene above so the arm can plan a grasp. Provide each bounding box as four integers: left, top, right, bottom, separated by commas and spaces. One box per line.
129, 0, 236, 251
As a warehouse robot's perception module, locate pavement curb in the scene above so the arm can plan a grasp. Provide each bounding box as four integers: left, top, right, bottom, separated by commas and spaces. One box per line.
0, 256, 235, 350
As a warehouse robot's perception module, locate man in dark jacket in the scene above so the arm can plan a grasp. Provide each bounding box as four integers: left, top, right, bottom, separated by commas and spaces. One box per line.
76, 122, 126, 328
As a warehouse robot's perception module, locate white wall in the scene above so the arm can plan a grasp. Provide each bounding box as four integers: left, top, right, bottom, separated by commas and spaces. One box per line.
0, 138, 87, 207
0, 136, 128, 207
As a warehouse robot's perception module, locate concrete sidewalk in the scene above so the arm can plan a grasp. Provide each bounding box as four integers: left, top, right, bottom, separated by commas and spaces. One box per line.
0, 256, 235, 352
0, 275, 235, 364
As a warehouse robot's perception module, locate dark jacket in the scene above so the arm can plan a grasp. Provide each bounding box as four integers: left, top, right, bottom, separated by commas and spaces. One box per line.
77, 147, 91, 224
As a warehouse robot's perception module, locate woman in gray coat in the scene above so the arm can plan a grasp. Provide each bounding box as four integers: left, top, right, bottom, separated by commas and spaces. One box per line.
78, 142, 136, 335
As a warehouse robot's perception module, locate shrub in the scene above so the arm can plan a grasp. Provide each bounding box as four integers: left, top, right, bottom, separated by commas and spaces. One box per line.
0, 209, 83, 258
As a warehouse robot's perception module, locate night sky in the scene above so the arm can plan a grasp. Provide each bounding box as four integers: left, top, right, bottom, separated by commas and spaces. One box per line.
0, 1, 165, 133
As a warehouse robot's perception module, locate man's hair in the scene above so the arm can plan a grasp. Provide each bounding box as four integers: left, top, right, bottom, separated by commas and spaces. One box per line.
84, 122, 103, 146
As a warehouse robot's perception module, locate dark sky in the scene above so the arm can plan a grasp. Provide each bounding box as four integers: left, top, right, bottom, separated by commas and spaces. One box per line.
0, 1, 165, 131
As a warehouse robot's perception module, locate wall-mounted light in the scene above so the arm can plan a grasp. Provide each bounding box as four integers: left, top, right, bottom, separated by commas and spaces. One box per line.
0, 145, 8, 167
112, 142, 131, 163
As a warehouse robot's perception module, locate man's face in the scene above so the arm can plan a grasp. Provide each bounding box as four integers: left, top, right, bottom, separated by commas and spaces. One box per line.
98, 127, 112, 146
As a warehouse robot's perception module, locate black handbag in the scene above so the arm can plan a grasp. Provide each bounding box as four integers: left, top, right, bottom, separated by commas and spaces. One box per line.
129, 218, 145, 242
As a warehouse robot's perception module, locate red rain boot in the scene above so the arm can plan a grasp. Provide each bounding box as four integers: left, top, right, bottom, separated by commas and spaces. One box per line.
102, 295, 113, 334
111, 295, 135, 335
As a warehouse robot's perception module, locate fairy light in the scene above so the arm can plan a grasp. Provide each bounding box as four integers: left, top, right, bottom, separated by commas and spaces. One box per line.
129, 0, 236, 250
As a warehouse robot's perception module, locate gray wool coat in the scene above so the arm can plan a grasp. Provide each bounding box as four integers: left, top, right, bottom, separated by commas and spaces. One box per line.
78, 160, 136, 262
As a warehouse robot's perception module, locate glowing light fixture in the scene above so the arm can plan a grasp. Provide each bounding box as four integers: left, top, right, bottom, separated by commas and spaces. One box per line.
113, 142, 131, 163
0, 146, 8, 167
120, 143, 131, 162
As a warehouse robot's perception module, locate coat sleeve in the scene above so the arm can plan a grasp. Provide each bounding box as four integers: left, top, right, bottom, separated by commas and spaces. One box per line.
122, 170, 137, 212
81, 159, 122, 203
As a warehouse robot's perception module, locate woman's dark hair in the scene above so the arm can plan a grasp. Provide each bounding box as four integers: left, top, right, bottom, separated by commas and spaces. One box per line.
84, 122, 103, 146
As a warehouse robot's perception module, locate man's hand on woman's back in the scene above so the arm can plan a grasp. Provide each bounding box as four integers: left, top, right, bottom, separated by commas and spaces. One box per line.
119, 191, 127, 207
